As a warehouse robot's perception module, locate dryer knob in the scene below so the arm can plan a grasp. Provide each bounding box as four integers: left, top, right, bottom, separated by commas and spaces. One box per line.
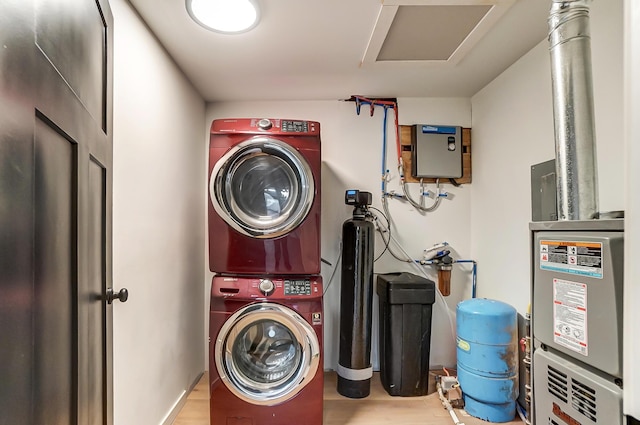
259, 279, 275, 296
257, 119, 273, 130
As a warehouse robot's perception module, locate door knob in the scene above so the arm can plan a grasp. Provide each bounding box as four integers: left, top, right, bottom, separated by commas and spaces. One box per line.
107, 288, 129, 304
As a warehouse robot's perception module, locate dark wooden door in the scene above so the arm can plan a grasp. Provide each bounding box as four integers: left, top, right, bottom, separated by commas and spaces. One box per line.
0, 0, 118, 424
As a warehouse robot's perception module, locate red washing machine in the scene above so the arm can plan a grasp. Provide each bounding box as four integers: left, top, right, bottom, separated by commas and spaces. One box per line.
209, 275, 323, 425
208, 118, 321, 275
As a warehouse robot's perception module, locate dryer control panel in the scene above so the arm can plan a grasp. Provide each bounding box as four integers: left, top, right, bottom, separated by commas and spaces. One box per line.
280, 120, 309, 133
210, 118, 320, 136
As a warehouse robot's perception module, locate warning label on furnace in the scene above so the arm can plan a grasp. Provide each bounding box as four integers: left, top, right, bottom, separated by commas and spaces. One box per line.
539, 240, 603, 278
553, 278, 588, 356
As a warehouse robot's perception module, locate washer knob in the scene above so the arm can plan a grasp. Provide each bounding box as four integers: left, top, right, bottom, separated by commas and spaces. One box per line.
259, 279, 275, 296
257, 119, 272, 130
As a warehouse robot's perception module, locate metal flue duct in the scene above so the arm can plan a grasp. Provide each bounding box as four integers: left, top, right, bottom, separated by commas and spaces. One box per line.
548, 0, 599, 220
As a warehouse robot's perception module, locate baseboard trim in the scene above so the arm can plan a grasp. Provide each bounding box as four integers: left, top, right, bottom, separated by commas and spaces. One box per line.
160, 371, 205, 425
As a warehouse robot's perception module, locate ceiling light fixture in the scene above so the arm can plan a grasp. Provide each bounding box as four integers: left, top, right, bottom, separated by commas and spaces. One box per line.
186, 0, 260, 34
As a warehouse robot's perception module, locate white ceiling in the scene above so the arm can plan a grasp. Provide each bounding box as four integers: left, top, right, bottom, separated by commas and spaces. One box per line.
127, 0, 551, 102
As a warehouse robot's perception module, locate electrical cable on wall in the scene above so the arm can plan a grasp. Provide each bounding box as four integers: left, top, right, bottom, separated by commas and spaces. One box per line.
368, 206, 408, 263
367, 206, 391, 262
321, 242, 343, 295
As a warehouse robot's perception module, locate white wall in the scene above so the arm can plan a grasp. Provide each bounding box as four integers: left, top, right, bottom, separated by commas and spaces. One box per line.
206, 99, 472, 371
624, 0, 640, 417
469, 0, 624, 314
111, 1, 206, 424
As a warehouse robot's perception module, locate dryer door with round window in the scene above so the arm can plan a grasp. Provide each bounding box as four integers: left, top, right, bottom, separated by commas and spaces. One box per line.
210, 137, 315, 238
215, 303, 320, 406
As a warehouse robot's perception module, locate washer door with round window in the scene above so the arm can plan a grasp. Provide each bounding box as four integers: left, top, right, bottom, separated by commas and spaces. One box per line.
210, 137, 315, 239
214, 303, 321, 406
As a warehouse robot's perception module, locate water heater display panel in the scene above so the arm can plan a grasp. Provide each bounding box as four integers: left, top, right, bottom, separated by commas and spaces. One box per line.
411, 125, 462, 178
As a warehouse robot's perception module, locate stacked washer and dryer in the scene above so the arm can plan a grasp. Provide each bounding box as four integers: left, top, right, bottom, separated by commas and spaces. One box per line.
207, 118, 324, 425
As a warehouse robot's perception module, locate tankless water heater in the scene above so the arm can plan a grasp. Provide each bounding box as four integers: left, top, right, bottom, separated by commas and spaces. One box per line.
411, 125, 462, 179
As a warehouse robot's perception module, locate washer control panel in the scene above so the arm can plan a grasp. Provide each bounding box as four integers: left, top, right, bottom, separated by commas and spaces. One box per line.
284, 279, 311, 296
214, 276, 322, 299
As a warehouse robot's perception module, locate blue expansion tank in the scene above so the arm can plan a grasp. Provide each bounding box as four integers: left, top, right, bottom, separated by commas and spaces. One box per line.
456, 298, 518, 423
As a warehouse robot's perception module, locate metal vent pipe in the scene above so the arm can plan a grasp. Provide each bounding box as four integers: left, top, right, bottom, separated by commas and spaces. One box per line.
548, 0, 599, 220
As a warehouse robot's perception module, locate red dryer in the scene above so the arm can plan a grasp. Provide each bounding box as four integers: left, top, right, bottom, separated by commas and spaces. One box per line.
208, 118, 321, 275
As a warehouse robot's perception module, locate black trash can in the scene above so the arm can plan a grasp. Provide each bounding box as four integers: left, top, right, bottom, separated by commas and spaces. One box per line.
376, 272, 436, 396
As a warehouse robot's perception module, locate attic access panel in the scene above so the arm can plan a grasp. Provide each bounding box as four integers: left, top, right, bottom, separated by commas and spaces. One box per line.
362, 0, 515, 66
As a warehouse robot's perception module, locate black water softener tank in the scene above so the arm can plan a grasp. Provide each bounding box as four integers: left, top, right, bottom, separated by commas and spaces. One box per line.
337, 190, 375, 398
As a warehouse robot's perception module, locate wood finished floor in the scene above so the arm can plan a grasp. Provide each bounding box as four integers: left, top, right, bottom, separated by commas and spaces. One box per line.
173, 371, 522, 425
